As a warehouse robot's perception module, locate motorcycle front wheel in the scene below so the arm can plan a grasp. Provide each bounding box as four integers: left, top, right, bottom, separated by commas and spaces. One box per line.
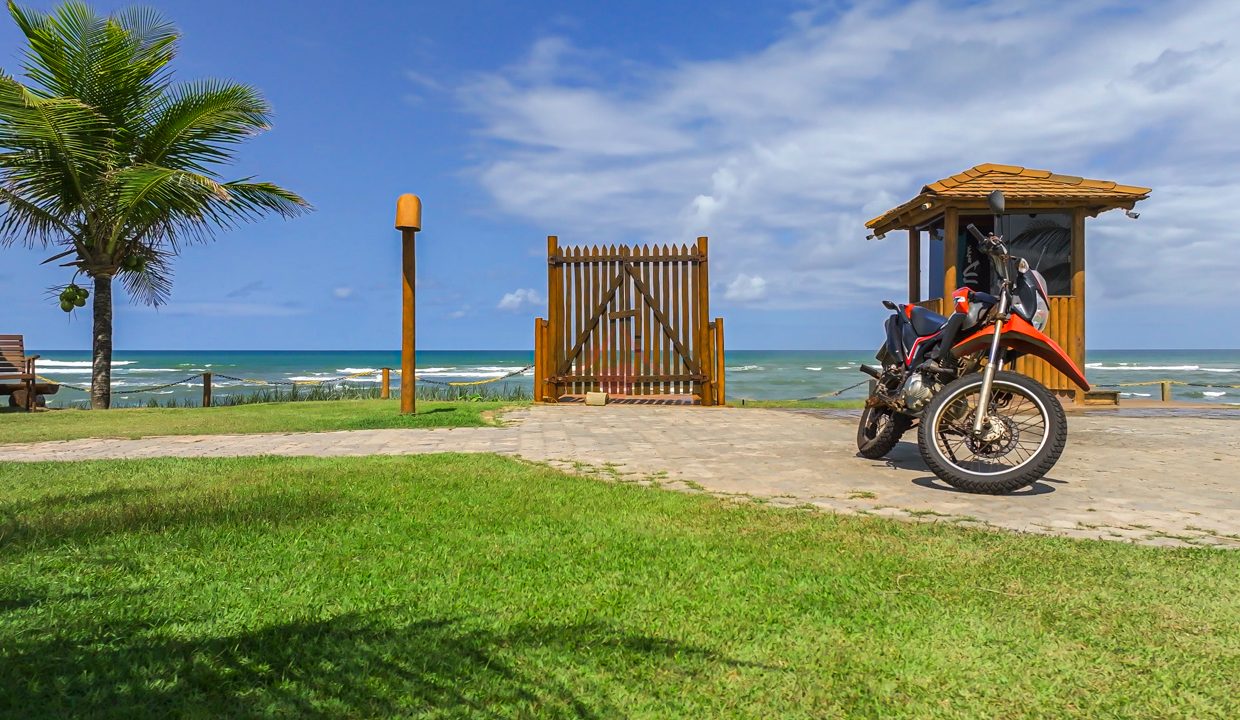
917, 370, 1067, 494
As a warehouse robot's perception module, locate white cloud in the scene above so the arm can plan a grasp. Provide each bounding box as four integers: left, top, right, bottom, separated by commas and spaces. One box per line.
458, 0, 1240, 312
332, 287, 355, 300
497, 288, 544, 311
724, 274, 768, 303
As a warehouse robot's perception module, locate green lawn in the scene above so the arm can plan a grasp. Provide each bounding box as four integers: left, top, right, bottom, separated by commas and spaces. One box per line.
0, 399, 519, 444
0, 455, 1235, 718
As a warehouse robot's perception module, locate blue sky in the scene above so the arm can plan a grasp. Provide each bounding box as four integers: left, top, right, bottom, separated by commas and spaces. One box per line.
2, 0, 1238, 350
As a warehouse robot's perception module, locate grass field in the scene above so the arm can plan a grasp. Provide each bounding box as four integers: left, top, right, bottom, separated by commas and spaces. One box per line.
0, 399, 519, 444
1, 454, 1235, 718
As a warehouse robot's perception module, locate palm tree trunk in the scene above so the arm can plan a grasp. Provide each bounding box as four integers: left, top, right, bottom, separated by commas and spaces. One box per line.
90, 274, 113, 410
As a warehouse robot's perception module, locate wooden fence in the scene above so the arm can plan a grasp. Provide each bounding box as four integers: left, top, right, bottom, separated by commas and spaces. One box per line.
534, 236, 725, 405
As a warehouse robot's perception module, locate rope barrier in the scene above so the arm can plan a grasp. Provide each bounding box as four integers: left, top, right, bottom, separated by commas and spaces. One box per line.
33, 365, 536, 395
733, 378, 872, 404
412, 366, 533, 387
35, 375, 90, 392
37, 367, 1233, 398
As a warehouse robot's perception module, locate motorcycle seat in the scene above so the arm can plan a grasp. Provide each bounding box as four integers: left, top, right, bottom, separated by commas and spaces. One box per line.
907, 305, 949, 336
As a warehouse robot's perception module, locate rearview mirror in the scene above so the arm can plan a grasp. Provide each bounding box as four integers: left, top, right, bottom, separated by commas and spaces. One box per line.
988, 189, 1005, 214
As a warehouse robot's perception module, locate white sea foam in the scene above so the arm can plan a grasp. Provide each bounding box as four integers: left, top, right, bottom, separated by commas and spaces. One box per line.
1120, 392, 1153, 397
42, 359, 135, 368
727, 365, 762, 372
119, 368, 183, 373
835, 366, 851, 370
1200, 367, 1239, 373
1203, 391, 1226, 397
417, 371, 513, 379
336, 368, 379, 374
805, 366, 823, 371
1085, 363, 1202, 371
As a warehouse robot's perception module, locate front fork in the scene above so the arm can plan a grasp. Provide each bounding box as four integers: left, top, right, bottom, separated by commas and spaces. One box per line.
971, 317, 1007, 436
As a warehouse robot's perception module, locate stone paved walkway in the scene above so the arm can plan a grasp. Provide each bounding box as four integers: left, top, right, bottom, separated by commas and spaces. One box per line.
2, 405, 1237, 547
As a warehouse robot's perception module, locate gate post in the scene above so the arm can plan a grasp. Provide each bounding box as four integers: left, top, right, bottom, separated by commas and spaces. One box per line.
713, 317, 725, 405
695, 236, 713, 405
533, 317, 545, 403
546, 236, 561, 401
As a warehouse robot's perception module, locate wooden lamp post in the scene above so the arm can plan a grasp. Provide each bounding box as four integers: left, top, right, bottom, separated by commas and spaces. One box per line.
395, 194, 422, 414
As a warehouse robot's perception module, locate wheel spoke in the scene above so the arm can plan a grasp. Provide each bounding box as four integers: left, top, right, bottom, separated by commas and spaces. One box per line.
932, 379, 1053, 476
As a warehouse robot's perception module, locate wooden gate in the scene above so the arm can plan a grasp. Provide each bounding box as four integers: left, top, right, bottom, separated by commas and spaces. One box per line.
534, 236, 725, 405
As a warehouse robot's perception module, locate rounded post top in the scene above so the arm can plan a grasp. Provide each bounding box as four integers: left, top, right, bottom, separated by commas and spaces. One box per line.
395, 194, 422, 231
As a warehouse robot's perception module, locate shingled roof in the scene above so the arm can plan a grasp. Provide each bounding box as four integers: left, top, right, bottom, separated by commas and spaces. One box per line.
866, 164, 1151, 235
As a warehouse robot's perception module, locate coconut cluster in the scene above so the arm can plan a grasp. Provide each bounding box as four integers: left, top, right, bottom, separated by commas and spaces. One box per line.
58, 284, 89, 312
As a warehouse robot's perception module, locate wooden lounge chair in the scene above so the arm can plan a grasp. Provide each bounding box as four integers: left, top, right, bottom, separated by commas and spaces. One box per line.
0, 334, 57, 410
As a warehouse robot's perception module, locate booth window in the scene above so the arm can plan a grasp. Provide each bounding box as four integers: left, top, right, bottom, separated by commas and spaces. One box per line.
998, 213, 1072, 295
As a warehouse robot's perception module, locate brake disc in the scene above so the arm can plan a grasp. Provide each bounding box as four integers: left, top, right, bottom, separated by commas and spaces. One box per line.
965, 414, 1019, 458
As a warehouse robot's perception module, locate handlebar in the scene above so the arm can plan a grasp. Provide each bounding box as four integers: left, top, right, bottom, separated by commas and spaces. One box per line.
964, 223, 1006, 256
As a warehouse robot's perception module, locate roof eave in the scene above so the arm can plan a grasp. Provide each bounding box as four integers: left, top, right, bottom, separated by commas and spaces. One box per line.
865, 193, 1151, 237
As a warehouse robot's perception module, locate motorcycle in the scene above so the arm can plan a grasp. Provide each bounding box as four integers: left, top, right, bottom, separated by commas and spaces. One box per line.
856, 190, 1090, 494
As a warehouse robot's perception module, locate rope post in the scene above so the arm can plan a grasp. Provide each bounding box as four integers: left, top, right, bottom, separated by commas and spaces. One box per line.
380, 368, 391, 399
1161, 380, 1171, 402
202, 372, 212, 408
396, 194, 422, 414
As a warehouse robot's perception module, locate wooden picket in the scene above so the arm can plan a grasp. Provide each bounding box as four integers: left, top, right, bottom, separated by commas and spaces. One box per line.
535, 237, 724, 404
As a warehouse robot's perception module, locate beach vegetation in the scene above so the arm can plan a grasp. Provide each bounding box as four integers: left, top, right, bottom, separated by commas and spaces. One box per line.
0, 1, 309, 409
0, 453, 1236, 717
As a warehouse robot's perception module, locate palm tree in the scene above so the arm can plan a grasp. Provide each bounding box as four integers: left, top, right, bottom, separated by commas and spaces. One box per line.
0, 1, 309, 408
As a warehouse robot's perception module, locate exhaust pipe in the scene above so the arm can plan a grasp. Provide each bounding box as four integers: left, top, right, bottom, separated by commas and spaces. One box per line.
859, 364, 881, 379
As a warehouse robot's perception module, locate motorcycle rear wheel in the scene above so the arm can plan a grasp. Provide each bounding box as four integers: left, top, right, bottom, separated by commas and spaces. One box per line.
918, 370, 1067, 494
856, 405, 912, 459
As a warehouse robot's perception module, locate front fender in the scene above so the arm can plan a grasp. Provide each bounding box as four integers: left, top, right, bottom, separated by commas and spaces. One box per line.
952, 314, 1090, 391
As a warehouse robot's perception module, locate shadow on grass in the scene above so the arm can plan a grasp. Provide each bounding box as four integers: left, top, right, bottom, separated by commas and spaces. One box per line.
0, 613, 778, 718
0, 484, 352, 557
1, 484, 185, 518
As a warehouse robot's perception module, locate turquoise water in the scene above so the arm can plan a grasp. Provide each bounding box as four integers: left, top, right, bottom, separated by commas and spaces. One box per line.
27, 348, 1240, 407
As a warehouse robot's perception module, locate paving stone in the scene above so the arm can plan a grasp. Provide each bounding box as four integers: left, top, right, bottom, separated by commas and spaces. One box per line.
1, 405, 1237, 548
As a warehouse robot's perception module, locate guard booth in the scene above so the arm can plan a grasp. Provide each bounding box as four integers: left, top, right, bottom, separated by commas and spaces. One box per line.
865, 164, 1150, 403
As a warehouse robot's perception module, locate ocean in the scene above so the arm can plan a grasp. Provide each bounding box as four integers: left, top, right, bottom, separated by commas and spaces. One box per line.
24, 349, 1240, 408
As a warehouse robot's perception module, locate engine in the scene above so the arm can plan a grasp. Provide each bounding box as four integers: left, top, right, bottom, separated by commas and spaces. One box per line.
899, 373, 935, 412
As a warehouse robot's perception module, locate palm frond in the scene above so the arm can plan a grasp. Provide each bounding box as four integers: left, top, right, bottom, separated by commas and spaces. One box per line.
0, 184, 71, 246
8, 1, 176, 129
1, 2, 310, 310
215, 179, 311, 222
141, 80, 272, 171
117, 245, 173, 306
0, 73, 110, 212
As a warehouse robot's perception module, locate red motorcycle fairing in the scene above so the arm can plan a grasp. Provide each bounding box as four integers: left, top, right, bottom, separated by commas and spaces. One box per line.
950, 314, 1091, 391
